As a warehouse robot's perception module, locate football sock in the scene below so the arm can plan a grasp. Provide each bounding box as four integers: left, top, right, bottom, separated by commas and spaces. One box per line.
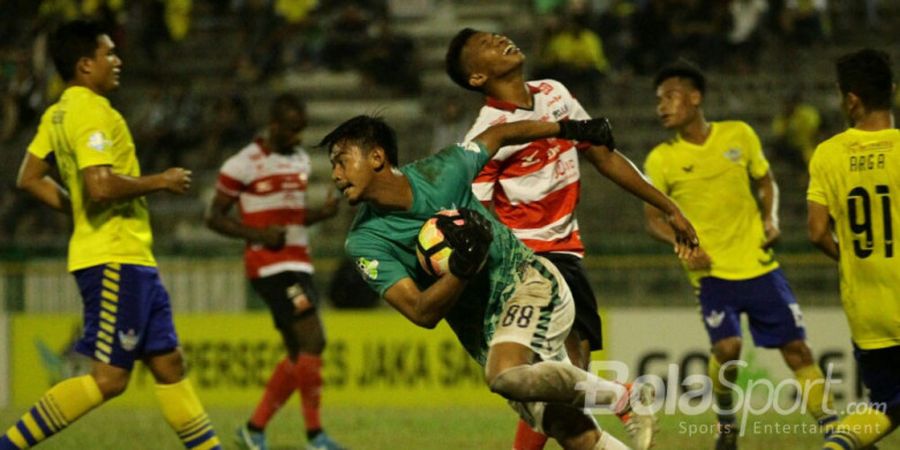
0, 375, 103, 449
822, 408, 893, 449
795, 364, 838, 424
708, 356, 738, 425
154, 379, 221, 449
512, 418, 549, 450
489, 362, 627, 410
294, 354, 324, 432
249, 357, 297, 429
594, 430, 629, 450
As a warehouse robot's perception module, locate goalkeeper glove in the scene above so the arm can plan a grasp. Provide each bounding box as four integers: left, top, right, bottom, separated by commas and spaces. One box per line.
435, 208, 493, 279
558, 118, 616, 150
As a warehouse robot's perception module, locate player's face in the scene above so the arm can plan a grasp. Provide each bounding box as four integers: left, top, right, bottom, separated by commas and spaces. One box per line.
330, 142, 373, 205
656, 77, 699, 130
271, 108, 307, 153
87, 35, 122, 93
462, 32, 524, 87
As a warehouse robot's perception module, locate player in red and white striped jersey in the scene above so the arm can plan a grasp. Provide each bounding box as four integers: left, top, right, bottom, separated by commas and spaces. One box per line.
446, 29, 697, 450
206, 94, 346, 450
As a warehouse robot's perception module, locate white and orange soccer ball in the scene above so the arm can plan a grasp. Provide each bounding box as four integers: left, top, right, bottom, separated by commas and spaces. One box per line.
416, 209, 463, 277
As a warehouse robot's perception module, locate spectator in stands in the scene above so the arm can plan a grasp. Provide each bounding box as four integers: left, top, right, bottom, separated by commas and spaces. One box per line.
669, 0, 730, 69
726, 0, 769, 74
630, 0, 675, 75
164, 0, 192, 42
321, 4, 373, 71
780, 0, 828, 46
535, 14, 609, 106
360, 19, 420, 96
236, 0, 322, 81
276, 1, 324, 73
235, 0, 281, 82
592, 0, 637, 73
771, 91, 821, 171
136, 0, 168, 63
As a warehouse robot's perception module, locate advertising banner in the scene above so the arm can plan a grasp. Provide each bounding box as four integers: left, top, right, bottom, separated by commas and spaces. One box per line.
11, 311, 502, 408
10, 307, 860, 411
605, 307, 863, 406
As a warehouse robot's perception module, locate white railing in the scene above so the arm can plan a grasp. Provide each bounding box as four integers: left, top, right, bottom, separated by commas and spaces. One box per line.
4, 258, 247, 313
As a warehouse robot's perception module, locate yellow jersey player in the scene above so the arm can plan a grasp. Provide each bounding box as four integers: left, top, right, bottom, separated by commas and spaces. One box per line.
808, 48, 900, 450
643, 60, 836, 450
1, 21, 221, 450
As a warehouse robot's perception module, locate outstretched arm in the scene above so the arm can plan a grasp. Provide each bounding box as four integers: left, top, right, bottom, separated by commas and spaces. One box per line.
586, 146, 687, 218
83, 165, 192, 203
807, 201, 839, 261
474, 118, 615, 158
475, 121, 560, 158
16, 153, 70, 213
585, 146, 699, 251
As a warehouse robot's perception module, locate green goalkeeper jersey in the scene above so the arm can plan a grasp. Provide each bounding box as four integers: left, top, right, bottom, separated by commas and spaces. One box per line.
346, 141, 534, 365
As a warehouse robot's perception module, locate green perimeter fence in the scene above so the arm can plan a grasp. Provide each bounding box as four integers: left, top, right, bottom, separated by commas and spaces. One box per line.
0, 246, 841, 313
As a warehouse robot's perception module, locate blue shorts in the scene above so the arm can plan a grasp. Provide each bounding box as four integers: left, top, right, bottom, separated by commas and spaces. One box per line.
698, 269, 806, 348
854, 345, 900, 411
73, 263, 179, 370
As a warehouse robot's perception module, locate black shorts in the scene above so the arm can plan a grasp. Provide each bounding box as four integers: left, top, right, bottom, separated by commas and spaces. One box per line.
250, 271, 320, 333
854, 344, 900, 411
538, 252, 603, 350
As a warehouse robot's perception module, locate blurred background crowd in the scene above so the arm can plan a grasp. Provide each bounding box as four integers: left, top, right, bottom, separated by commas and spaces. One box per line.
0, 0, 897, 305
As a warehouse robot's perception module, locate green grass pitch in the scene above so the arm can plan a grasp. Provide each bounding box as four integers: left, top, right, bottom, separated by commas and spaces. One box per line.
4, 405, 900, 449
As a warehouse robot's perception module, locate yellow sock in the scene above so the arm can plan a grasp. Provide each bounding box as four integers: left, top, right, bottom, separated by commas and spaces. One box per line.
708, 356, 738, 423
0, 375, 103, 449
154, 379, 221, 450
823, 408, 893, 449
795, 364, 837, 423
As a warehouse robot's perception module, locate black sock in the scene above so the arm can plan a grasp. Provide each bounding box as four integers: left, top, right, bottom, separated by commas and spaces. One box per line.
307, 428, 322, 440
247, 421, 264, 433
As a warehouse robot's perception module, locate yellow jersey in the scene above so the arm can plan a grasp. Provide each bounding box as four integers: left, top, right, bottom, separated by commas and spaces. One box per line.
644, 121, 777, 286
27, 86, 156, 272
807, 127, 900, 350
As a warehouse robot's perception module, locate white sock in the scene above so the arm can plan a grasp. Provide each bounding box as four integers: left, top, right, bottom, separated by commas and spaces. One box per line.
594, 430, 630, 450
580, 373, 628, 412
490, 362, 627, 408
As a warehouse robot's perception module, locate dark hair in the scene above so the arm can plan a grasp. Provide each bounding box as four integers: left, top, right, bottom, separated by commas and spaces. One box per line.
319, 115, 399, 166
836, 48, 893, 111
445, 28, 480, 92
270, 93, 306, 123
654, 59, 706, 95
50, 20, 107, 82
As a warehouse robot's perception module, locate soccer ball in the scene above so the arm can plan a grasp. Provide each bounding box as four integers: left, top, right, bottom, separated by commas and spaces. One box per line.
416, 209, 462, 277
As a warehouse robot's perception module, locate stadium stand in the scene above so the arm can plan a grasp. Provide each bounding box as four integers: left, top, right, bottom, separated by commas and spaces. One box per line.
1, 0, 897, 309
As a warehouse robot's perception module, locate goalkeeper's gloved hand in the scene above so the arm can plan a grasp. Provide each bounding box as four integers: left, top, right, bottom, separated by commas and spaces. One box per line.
435, 208, 493, 279
558, 117, 616, 150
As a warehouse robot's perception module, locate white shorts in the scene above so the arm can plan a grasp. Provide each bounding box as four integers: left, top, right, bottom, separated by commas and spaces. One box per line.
490, 255, 575, 363
489, 256, 582, 434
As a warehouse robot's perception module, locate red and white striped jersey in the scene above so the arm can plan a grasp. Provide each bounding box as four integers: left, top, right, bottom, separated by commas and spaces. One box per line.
216, 139, 314, 278
466, 80, 591, 256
